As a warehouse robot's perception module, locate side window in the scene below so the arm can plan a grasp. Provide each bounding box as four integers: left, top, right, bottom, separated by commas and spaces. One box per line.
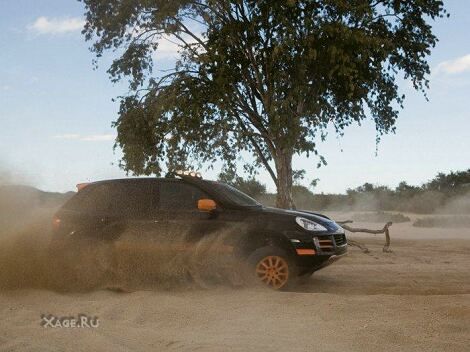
159, 182, 208, 211
86, 184, 115, 213
64, 182, 154, 218
106, 182, 154, 218
63, 184, 110, 212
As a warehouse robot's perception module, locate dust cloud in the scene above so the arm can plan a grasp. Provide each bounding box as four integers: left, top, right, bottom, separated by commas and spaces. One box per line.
0, 188, 249, 292
435, 190, 470, 214
1, 181, 469, 351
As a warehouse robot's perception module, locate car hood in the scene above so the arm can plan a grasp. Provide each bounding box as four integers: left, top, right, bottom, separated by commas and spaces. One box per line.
261, 207, 342, 232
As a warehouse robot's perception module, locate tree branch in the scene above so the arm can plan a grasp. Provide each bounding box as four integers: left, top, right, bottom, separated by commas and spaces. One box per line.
174, 18, 208, 51
337, 220, 393, 253
230, 109, 278, 184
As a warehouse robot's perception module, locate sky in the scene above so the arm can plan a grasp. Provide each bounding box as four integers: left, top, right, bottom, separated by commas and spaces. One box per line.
0, 0, 469, 194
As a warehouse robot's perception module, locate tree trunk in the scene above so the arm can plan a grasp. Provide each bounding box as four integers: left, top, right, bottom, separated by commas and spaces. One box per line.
274, 149, 295, 209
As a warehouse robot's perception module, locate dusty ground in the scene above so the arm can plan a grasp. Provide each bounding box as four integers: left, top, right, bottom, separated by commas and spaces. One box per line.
0, 216, 469, 351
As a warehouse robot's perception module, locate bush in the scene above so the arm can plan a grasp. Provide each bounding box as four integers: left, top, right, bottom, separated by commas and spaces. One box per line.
352, 211, 410, 223
413, 215, 470, 228
398, 191, 445, 214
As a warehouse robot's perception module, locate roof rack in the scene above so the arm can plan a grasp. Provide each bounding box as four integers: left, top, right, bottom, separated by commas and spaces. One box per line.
175, 170, 203, 179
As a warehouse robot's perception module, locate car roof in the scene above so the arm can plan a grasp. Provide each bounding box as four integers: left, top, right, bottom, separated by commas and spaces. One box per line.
92, 177, 170, 183
73, 177, 258, 209
79, 177, 215, 189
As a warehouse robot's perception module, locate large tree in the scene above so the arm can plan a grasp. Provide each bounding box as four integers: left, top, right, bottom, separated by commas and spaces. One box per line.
81, 0, 447, 208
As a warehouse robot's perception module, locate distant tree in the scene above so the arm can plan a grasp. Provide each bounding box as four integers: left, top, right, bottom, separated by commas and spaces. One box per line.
350, 182, 375, 194
292, 184, 315, 210
349, 183, 392, 194
81, 0, 447, 208
218, 170, 266, 198
425, 169, 470, 193
395, 181, 421, 197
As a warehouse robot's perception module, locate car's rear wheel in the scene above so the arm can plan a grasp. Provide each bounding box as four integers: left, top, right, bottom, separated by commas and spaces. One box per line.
48, 236, 113, 291
247, 246, 296, 290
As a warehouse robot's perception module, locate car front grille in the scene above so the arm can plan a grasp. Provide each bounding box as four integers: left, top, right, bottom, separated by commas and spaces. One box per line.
314, 234, 347, 252
334, 233, 347, 246
315, 235, 334, 252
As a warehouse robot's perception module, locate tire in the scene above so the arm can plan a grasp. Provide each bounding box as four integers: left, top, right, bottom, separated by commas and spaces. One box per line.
247, 246, 298, 290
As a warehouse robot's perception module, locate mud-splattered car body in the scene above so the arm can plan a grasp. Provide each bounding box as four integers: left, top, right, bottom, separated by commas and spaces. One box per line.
52, 174, 347, 289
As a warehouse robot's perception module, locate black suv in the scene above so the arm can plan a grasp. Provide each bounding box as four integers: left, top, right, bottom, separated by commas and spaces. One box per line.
52, 172, 347, 289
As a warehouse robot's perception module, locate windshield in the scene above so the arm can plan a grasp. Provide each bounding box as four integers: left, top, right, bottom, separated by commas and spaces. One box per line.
209, 182, 261, 207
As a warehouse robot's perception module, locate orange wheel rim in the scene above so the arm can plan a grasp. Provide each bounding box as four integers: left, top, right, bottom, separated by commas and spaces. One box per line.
255, 256, 289, 289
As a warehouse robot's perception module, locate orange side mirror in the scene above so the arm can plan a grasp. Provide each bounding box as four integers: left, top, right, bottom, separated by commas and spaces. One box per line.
198, 199, 217, 212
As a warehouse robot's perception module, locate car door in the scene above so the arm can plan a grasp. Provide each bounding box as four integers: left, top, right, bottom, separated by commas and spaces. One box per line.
158, 179, 208, 245
157, 180, 229, 253
103, 180, 158, 239
57, 182, 127, 240
108, 180, 172, 263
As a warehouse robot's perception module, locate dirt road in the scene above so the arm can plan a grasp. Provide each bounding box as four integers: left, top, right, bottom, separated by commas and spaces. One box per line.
1, 220, 469, 351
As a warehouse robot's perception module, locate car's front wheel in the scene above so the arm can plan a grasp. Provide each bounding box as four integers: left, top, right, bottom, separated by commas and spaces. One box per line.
247, 246, 296, 290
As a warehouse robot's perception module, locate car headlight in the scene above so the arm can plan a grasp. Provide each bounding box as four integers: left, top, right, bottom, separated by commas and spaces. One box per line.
295, 217, 327, 232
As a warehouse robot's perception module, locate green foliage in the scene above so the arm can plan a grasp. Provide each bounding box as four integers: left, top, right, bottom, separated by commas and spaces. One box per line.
425, 170, 470, 193
81, 0, 447, 208
309, 178, 320, 190
255, 169, 470, 214
292, 169, 306, 185
395, 181, 422, 198
341, 171, 470, 213
218, 170, 267, 198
